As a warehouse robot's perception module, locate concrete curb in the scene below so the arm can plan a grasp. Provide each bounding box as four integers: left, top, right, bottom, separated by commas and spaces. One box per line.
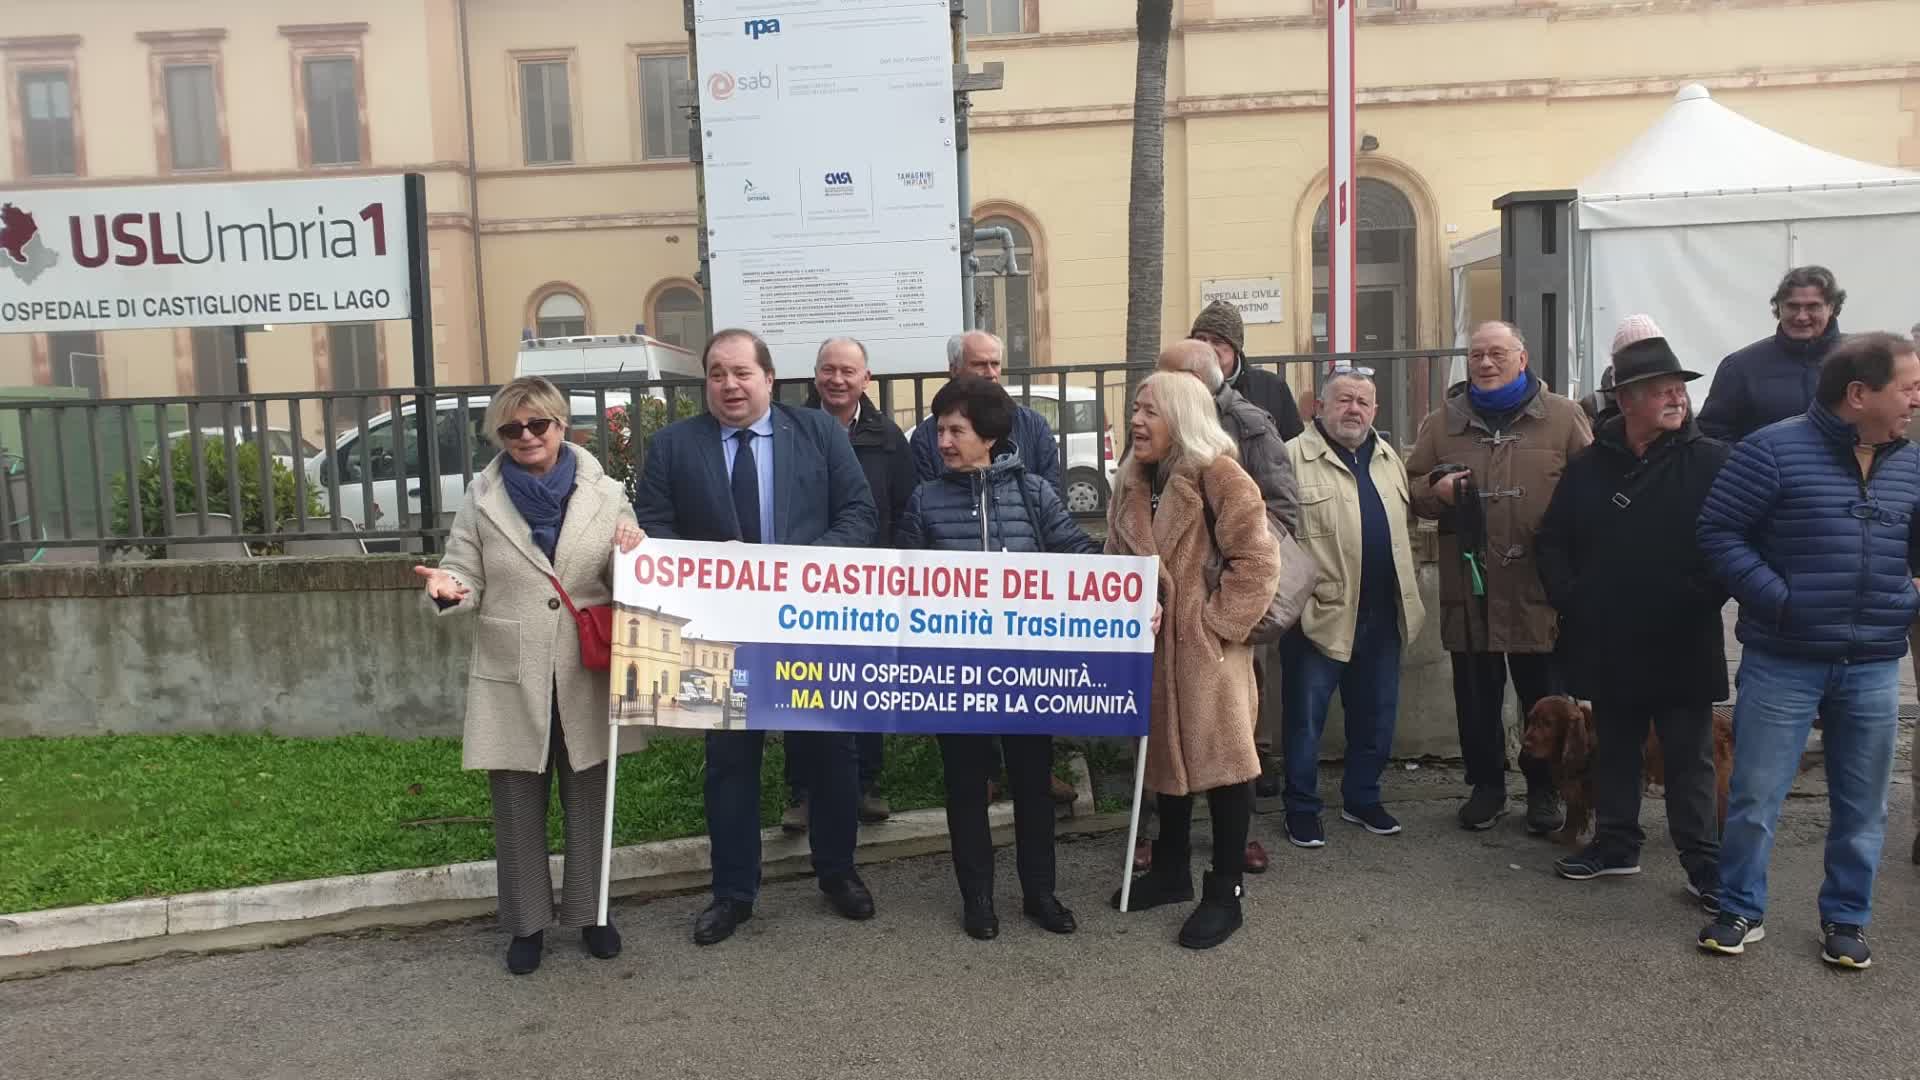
0, 755, 1119, 980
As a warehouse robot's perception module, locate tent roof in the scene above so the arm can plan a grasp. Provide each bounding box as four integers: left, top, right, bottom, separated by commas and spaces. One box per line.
1579, 84, 1913, 198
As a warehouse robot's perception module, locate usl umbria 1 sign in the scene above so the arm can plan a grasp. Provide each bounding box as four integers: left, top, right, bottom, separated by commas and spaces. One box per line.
0, 175, 412, 333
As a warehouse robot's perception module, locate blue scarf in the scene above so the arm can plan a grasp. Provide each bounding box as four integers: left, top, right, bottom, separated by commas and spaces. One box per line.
500, 444, 576, 563
1467, 369, 1534, 415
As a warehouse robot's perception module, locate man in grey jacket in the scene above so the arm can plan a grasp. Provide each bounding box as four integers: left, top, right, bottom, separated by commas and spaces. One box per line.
1158, 339, 1301, 535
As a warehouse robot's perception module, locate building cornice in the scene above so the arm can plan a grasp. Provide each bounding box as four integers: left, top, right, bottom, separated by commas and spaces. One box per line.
972, 62, 1918, 131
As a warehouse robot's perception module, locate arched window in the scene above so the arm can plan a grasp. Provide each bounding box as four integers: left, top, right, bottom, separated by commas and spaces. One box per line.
974, 215, 1034, 367
1311, 178, 1417, 353
652, 286, 707, 349
535, 291, 587, 338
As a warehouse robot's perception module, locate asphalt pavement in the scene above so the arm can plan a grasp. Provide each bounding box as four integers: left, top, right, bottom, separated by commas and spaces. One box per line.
3, 764, 1917, 1080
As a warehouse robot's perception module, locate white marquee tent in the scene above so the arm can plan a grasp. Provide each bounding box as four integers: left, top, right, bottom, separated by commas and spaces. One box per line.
1577, 83, 1920, 402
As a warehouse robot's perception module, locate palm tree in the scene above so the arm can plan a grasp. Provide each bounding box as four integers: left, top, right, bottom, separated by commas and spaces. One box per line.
1123, 0, 1174, 368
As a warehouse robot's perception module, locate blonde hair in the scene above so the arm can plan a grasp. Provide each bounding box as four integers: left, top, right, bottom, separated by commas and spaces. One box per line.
1123, 371, 1237, 482
484, 376, 571, 446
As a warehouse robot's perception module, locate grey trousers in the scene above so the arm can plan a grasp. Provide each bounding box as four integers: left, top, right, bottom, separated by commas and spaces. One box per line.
1591, 699, 1720, 883
487, 716, 608, 938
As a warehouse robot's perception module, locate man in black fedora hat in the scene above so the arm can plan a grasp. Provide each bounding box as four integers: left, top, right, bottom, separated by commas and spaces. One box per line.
1536, 315, 1733, 903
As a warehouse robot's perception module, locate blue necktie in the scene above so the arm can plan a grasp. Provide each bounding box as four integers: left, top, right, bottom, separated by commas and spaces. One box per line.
731, 429, 761, 544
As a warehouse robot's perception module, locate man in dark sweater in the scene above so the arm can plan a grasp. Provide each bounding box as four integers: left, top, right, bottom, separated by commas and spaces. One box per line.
1697, 266, 1845, 443
786, 337, 917, 827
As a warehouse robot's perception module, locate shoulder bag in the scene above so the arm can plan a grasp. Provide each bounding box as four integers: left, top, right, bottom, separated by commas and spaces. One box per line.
546, 574, 613, 671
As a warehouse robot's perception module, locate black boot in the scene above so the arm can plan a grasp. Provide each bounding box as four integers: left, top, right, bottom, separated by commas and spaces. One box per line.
1110, 836, 1194, 911
961, 890, 999, 941
506, 930, 544, 974
1178, 872, 1244, 950
581, 922, 622, 960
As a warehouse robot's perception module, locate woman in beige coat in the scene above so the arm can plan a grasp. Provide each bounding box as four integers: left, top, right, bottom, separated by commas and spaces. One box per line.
415, 376, 642, 975
1105, 372, 1281, 949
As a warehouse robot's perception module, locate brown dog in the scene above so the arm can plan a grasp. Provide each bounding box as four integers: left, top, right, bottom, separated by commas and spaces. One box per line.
1521, 696, 1735, 847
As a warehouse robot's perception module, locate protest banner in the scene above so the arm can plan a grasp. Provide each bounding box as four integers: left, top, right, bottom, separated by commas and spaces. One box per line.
597, 538, 1160, 920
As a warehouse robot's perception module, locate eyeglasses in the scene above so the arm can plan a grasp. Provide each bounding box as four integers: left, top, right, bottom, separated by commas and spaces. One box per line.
1468, 348, 1517, 363
497, 417, 559, 441
1329, 363, 1375, 377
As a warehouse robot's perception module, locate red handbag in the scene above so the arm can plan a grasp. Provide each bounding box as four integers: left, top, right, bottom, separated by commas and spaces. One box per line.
546, 574, 613, 671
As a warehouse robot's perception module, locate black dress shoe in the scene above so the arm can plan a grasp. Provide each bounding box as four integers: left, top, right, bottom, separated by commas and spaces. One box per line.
581, 922, 622, 959
962, 891, 999, 940
506, 931, 543, 974
820, 873, 876, 921
1023, 894, 1077, 934
692, 899, 753, 946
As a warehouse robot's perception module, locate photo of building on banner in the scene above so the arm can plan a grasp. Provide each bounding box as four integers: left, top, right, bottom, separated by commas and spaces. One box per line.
606, 540, 1156, 737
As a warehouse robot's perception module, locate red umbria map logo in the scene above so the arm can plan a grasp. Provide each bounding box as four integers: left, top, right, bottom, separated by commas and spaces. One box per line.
0, 203, 60, 285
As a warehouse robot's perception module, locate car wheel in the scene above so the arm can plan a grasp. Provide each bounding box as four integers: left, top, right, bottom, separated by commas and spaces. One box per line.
1065, 469, 1108, 514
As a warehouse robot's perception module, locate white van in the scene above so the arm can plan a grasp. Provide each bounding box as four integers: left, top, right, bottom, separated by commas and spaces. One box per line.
307, 391, 629, 530
516, 333, 700, 382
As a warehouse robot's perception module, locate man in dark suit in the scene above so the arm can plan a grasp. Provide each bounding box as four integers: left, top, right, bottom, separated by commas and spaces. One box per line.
634, 328, 879, 946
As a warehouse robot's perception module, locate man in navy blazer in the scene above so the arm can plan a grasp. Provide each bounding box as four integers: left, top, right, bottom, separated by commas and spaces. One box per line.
634, 328, 878, 946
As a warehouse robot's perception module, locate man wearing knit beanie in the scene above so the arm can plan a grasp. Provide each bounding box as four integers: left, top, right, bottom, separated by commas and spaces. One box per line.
1191, 300, 1305, 442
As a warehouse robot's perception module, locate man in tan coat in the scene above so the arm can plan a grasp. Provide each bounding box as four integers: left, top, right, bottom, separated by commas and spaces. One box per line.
1406, 321, 1592, 833
1279, 369, 1425, 849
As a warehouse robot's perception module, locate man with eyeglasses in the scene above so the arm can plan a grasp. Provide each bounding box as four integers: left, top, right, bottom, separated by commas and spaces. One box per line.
1698, 266, 1846, 443
1696, 332, 1920, 969
1406, 320, 1592, 834
633, 328, 879, 947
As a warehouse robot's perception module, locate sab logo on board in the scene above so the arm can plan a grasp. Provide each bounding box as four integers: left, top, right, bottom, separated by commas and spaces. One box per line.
706, 70, 773, 101
744, 18, 781, 39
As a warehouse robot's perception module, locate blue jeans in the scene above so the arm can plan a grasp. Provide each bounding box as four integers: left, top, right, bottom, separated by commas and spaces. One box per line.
706, 730, 859, 903
1279, 609, 1403, 816
1720, 648, 1901, 926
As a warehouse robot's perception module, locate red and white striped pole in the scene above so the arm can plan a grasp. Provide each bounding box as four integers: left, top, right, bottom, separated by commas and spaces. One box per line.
1327, 0, 1357, 357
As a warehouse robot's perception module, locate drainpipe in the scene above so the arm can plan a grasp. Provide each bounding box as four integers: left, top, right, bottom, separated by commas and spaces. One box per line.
951, 1, 974, 330
457, 0, 492, 381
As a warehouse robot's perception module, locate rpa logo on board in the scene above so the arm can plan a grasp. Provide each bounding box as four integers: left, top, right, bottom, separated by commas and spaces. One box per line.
744, 18, 781, 39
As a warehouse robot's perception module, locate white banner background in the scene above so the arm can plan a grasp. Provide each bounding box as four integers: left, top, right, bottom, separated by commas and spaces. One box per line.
697, 0, 961, 375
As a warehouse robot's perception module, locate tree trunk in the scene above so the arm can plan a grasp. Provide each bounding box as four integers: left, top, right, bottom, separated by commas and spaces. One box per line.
1123, 0, 1173, 369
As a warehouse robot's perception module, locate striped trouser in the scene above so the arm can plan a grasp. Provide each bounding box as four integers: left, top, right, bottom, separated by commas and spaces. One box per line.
488, 717, 608, 938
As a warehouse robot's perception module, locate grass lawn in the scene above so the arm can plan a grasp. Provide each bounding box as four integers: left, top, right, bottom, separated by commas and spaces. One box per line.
0, 732, 1094, 914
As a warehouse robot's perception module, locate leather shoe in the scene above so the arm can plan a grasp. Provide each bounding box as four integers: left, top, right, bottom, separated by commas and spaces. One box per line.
962, 891, 999, 940
1023, 894, 1077, 934
821, 873, 876, 920
692, 898, 753, 946
581, 922, 622, 960
1244, 839, 1270, 874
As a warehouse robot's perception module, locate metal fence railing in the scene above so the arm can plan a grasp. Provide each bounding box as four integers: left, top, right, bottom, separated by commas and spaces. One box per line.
0, 348, 1463, 564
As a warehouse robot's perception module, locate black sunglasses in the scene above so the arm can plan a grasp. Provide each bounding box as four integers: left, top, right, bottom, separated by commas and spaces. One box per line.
497, 417, 559, 441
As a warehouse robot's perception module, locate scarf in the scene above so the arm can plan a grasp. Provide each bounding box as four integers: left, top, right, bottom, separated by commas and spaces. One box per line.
1467, 369, 1534, 415
500, 444, 577, 563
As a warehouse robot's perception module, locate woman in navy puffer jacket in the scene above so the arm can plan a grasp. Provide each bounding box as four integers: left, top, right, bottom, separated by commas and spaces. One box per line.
897, 375, 1098, 943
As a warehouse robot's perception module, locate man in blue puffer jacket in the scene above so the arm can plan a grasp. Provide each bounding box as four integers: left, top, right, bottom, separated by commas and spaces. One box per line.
897, 375, 1097, 943
1696, 331, 1920, 970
